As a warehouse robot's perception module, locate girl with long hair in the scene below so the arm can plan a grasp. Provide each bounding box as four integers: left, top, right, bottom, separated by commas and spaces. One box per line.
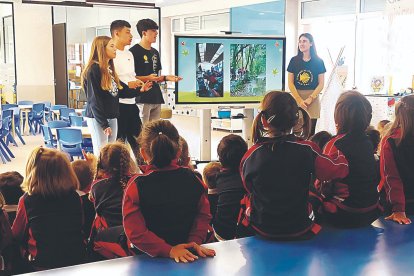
287, 33, 326, 135
379, 95, 414, 224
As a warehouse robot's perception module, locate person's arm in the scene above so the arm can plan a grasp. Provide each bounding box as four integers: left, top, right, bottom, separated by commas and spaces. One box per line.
288, 73, 306, 109
88, 65, 110, 130
187, 193, 211, 244
302, 139, 349, 181
304, 73, 325, 106
11, 195, 28, 242
123, 181, 172, 257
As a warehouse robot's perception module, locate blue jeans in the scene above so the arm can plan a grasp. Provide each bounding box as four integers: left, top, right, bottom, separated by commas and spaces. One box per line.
86, 118, 118, 156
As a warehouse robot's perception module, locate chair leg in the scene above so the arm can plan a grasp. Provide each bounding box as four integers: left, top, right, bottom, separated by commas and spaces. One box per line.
0, 150, 7, 164
0, 142, 12, 162
6, 133, 18, 147
15, 128, 26, 145
0, 140, 14, 159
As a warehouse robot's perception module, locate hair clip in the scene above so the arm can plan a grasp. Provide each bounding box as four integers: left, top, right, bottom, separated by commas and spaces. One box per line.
158, 131, 163, 135
267, 114, 276, 123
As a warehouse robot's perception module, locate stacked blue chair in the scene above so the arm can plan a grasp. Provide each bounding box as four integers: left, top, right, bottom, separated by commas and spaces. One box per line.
56, 128, 84, 161
29, 103, 45, 134
40, 124, 56, 148
1, 104, 25, 145
60, 108, 76, 122
69, 115, 83, 127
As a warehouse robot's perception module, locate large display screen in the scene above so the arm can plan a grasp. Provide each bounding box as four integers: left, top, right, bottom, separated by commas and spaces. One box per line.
175, 35, 286, 105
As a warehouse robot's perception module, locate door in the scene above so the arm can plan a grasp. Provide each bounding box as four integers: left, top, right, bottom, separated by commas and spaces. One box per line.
53, 23, 68, 105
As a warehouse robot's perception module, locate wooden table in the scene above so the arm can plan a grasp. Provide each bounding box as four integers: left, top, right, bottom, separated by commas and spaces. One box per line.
18, 104, 32, 135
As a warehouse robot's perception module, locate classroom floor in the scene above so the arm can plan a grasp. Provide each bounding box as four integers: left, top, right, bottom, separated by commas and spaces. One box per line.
0, 115, 241, 174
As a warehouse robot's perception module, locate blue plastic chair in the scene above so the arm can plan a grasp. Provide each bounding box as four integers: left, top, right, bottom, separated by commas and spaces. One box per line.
1, 110, 18, 147
69, 115, 83, 127
50, 105, 67, 120
41, 101, 52, 122
40, 124, 56, 148
60, 108, 76, 122
1, 104, 25, 145
56, 128, 84, 160
47, 120, 70, 129
0, 112, 16, 162
29, 103, 45, 134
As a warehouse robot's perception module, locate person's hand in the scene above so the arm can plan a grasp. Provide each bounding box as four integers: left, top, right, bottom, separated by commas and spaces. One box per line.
385, 212, 411, 224
140, 81, 153, 92
82, 149, 97, 165
128, 80, 144, 89
304, 97, 313, 106
103, 127, 112, 136
297, 99, 307, 110
191, 243, 216, 258
169, 243, 198, 263
166, 75, 183, 82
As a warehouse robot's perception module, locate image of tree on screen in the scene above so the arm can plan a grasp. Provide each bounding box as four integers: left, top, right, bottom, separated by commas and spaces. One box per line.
230, 44, 266, 97
196, 43, 224, 98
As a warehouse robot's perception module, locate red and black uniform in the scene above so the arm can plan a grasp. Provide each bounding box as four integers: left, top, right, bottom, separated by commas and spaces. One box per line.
123, 161, 211, 257
240, 135, 348, 239
12, 191, 85, 269
212, 168, 246, 240
379, 128, 414, 214
89, 176, 131, 259
318, 133, 381, 227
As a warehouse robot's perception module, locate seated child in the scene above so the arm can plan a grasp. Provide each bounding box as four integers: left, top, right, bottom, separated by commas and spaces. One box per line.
202, 162, 222, 220
317, 91, 381, 228
240, 92, 349, 240
213, 134, 247, 241
0, 171, 24, 205
89, 142, 137, 259
123, 120, 215, 263
379, 95, 414, 224
71, 158, 96, 239
12, 147, 85, 270
309, 131, 332, 150
377, 119, 391, 138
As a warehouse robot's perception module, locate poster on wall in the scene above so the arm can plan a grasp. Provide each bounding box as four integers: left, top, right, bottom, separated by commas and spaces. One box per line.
175, 35, 285, 105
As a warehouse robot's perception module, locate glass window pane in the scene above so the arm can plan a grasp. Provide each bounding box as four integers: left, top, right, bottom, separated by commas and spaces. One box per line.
184, 16, 200, 31
201, 13, 229, 30
302, 0, 356, 18
361, 0, 386, 13
172, 18, 180, 32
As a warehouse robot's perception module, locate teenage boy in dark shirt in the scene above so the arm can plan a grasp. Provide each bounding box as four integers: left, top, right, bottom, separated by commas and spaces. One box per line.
130, 18, 182, 123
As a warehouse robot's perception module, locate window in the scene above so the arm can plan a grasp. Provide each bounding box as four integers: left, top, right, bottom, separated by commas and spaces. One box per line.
184, 16, 200, 31
201, 13, 229, 30
301, 0, 356, 19
172, 18, 180, 32
360, 0, 386, 13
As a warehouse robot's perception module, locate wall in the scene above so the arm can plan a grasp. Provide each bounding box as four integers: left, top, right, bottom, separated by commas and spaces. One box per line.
13, 2, 55, 103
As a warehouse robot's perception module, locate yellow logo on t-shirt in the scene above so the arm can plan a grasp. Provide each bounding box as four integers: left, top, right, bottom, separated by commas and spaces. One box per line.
143, 55, 149, 63
297, 70, 313, 86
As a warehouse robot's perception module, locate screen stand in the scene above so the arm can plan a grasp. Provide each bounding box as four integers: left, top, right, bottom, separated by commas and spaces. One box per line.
200, 109, 211, 161
242, 108, 254, 147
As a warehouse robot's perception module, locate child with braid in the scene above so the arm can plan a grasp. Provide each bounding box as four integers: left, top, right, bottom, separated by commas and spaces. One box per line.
89, 142, 137, 259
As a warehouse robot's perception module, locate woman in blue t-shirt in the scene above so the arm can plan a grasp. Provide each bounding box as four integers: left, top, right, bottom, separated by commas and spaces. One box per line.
287, 33, 326, 135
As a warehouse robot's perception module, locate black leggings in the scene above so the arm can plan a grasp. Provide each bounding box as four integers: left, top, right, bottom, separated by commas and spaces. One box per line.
117, 103, 142, 158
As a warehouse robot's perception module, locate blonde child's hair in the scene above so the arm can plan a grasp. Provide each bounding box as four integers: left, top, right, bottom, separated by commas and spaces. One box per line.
22, 147, 79, 197
202, 162, 222, 190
